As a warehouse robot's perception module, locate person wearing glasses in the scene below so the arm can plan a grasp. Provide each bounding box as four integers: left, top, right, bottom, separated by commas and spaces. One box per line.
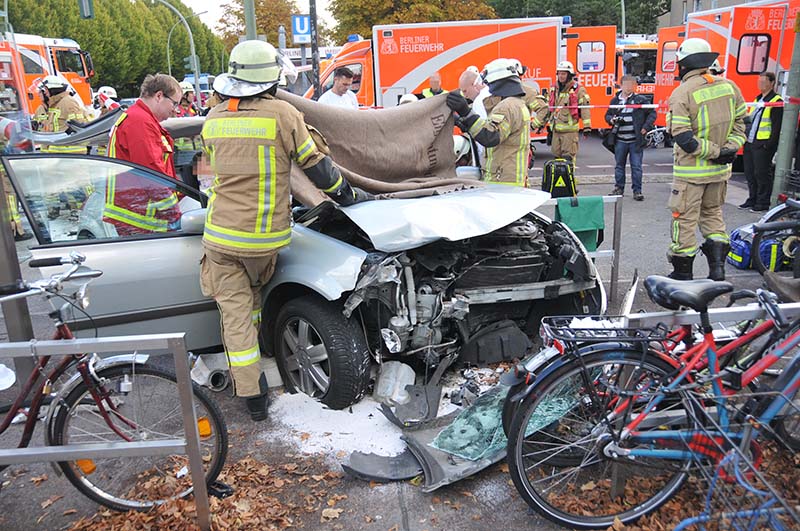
108, 73, 182, 179
104, 74, 182, 236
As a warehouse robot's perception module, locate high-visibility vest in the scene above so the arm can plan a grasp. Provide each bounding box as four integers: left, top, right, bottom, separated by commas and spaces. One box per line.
752, 93, 782, 141
422, 88, 448, 98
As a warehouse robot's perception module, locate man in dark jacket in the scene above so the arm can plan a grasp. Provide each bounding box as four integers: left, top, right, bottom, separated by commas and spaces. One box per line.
605, 75, 656, 201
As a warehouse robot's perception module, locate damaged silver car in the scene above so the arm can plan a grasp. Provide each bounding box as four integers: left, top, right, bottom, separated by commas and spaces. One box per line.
7, 105, 605, 417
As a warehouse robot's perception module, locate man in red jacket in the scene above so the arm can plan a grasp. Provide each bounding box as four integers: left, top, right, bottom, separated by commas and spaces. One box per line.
108, 74, 182, 179
104, 74, 182, 236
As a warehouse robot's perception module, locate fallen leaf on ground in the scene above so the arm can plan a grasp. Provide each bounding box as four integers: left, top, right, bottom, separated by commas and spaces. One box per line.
320, 507, 343, 521
63, 509, 77, 516
581, 481, 597, 492
41, 495, 63, 509
30, 474, 48, 486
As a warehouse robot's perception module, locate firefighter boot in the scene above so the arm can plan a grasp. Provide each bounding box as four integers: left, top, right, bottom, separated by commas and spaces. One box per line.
702, 240, 731, 281
667, 254, 695, 281
244, 373, 270, 422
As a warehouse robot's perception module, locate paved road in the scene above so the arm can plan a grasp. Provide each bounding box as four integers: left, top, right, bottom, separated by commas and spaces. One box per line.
534, 134, 675, 181
0, 153, 772, 530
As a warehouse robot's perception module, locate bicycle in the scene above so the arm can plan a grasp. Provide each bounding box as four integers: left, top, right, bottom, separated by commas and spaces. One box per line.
0, 252, 228, 511
505, 275, 800, 529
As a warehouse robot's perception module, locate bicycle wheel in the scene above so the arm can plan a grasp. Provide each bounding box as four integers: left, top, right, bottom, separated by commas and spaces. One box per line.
752, 204, 800, 275
52, 364, 228, 511
773, 389, 800, 451
507, 350, 695, 530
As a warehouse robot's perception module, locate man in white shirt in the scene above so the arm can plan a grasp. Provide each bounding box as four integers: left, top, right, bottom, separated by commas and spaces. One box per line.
317, 67, 359, 110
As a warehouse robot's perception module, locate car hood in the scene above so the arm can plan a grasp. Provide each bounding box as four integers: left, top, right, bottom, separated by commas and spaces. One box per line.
340, 185, 551, 252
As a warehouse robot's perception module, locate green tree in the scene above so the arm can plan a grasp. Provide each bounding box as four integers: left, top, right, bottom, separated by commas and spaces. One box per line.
330, 0, 496, 44
487, 0, 669, 34
217, 0, 299, 51
8, 0, 225, 97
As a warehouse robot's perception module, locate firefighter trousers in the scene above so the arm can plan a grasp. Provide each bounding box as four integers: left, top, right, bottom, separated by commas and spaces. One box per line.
551, 131, 579, 160
200, 248, 277, 398
668, 179, 729, 257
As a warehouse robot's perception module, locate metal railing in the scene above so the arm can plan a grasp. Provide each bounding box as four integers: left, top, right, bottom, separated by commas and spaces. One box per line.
544, 195, 623, 303
0, 333, 211, 530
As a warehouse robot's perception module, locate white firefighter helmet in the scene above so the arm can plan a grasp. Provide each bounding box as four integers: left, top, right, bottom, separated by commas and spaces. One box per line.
675, 38, 718, 70
179, 81, 194, 94
215, 40, 297, 98
511, 59, 528, 77
97, 86, 118, 99
482, 58, 520, 84
453, 135, 471, 164
556, 61, 575, 75
398, 93, 418, 105
40, 75, 68, 93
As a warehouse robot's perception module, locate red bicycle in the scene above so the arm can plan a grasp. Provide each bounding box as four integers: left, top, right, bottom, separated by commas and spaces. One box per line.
0, 252, 228, 511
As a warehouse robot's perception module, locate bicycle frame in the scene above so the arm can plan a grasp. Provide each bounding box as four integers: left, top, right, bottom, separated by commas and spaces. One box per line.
611, 324, 800, 462
0, 308, 137, 460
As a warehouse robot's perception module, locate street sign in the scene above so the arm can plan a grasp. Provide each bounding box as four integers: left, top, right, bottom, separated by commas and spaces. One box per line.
291, 15, 311, 45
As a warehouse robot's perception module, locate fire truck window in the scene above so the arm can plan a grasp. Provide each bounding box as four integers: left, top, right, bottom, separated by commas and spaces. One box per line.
661, 42, 678, 72
737, 34, 770, 75
577, 42, 605, 73
55, 49, 85, 75
622, 50, 657, 84
20, 53, 44, 75
344, 63, 362, 93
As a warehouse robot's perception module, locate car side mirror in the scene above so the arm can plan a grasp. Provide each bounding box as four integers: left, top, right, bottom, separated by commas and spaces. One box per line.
180, 208, 206, 234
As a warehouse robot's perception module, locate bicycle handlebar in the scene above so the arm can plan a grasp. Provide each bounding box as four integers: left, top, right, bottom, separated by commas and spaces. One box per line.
0, 280, 27, 296
28, 257, 65, 268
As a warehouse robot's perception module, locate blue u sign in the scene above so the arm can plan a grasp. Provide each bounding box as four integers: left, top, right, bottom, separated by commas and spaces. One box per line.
292, 15, 311, 44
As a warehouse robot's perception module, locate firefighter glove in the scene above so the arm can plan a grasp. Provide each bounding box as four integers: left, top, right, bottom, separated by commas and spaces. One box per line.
446, 92, 471, 117
710, 147, 737, 165
353, 187, 375, 203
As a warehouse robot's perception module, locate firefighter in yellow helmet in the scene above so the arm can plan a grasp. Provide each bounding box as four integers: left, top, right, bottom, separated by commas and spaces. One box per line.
38, 76, 89, 153
548, 61, 591, 162
446, 58, 530, 186
201, 40, 368, 421
666, 37, 746, 281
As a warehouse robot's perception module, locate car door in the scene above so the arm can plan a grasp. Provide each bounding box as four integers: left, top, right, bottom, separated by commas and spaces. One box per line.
2, 153, 221, 351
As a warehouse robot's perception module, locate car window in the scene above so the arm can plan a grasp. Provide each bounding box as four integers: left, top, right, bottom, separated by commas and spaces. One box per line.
4, 156, 201, 245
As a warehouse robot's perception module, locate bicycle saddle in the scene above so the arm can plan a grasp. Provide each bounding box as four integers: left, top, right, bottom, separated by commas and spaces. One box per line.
644, 275, 733, 312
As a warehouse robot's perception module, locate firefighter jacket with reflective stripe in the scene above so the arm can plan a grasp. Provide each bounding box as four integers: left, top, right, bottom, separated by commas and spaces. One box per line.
484, 84, 549, 130
42, 92, 89, 154
549, 81, 591, 132
667, 69, 746, 184
108, 100, 178, 179
748, 92, 782, 148
101, 172, 180, 234
468, 96, 530, 185
201, 95, 326, 257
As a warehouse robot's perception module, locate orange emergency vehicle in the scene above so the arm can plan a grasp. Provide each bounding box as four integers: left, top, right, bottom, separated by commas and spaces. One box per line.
654, 0, 799, 127
307, 18, 619, 137
615, 38, 658, 99
11, 33, 95, 110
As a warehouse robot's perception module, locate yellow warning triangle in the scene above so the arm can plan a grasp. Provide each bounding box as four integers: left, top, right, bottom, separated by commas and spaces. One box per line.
555, 176, 566, 187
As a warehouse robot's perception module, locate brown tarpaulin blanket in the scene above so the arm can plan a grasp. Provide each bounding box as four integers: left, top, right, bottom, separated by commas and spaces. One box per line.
276, 90, 484, 205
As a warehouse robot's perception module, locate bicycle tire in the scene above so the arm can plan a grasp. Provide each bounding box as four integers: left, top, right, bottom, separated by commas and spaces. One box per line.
52, 363, 228, 511
506, 350, 695, 530
752, 204, 800, 275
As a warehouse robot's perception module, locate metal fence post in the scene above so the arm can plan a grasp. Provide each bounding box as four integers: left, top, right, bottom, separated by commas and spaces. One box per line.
0, 175, 34, 379
610, 196, 623, 304
171, 336, 211, 530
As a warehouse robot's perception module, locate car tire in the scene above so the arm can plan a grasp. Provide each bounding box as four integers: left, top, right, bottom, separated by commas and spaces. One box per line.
274, 294, 371, 410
